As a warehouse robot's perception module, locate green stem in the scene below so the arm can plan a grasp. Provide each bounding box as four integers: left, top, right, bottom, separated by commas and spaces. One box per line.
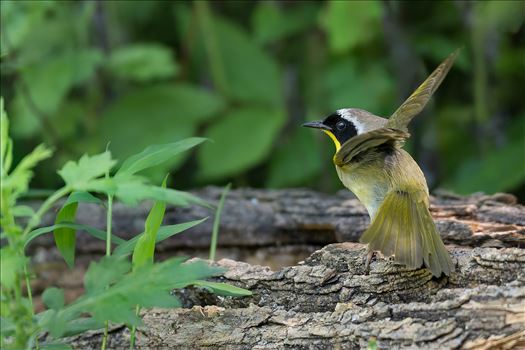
101, 322, 109, 350
209, 183, 230, 261
106, 195, 113, 256
23, 263, 33, 312
101, 194, 113, 349
22, 186, 71, 238
129, 305, 140, 349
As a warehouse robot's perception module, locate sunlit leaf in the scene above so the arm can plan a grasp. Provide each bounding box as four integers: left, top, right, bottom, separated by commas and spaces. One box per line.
58, 152, 116, 190
132, 176, 168, 269
117, 138, 208, 177
53, 201, 78, 268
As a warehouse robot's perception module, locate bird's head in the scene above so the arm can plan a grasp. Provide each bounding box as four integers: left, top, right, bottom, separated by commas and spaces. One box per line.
302, 109, 364, 151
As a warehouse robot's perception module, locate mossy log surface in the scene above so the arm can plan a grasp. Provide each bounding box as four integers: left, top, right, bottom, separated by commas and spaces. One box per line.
29, 188, 524, 349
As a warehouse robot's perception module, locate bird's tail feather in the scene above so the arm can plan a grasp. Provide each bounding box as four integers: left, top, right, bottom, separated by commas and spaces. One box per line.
360, 190, 453, 277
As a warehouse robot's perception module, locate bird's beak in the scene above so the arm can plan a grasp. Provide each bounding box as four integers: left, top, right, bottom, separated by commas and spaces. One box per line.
302, 120, 330, 131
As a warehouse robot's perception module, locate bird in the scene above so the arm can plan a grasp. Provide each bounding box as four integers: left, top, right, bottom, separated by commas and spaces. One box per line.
303, 50, 459, 277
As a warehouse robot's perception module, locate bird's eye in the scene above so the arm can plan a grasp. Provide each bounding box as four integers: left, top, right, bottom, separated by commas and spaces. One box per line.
336, 121, 346, 131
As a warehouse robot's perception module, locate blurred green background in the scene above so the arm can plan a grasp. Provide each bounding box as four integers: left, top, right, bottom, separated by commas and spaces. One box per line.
1, 0, 524, 199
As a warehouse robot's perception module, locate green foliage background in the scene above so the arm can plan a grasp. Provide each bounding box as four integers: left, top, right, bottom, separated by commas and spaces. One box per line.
1, 0, 524, 198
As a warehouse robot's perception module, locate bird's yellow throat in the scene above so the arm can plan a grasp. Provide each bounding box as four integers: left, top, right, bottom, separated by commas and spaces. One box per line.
323, 130, 341, 151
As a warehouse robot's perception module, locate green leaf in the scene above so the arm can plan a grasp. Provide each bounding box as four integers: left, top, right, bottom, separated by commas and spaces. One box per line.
114, 177, 211, 208
53, 200, 78, 267
117, 138, 208, 177
98, 84, 224, 176
124, 290, 180, 309
42, 287, 65, 310
25, 222, 125, 249
113, 219, 208, 256
193, 281, 252, 297
203, 15, 283, 106
11, 205, 35, 217
107, 43, 178, 82
62, 317, 104, 337
58, 152, 116, 190
0, 247, 26, 289
445, 138, 525, 194
132, 176, 168, 269
251, 2, 317, 44
12, 49, 103, 137
267, 129, 323, 188
198, 107, 286, 180
2, 143, 52, 197
64, 191, 103, 206
319, 0, 382, 54
84, 255, 131, 294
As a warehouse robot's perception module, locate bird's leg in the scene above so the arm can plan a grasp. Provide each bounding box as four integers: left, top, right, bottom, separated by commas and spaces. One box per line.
364, 248, 375, 274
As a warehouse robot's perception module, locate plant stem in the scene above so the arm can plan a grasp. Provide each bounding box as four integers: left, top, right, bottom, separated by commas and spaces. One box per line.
209, 183, 230, 261
129, 305, 140, 350
101, 193, 113, 350
106, 195, 113, 256
23, 263, 33, 312
22, 186, 71, 237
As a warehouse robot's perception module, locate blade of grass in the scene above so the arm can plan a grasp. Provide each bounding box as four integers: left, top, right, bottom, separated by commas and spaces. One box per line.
209, 183, 230, 261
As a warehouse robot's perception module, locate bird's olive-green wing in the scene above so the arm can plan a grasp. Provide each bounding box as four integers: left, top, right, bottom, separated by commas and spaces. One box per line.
334, 128, 410, 167
387, 49, 459, 132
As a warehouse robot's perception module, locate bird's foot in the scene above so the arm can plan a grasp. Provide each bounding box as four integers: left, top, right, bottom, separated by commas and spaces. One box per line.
364, 249, 375, 274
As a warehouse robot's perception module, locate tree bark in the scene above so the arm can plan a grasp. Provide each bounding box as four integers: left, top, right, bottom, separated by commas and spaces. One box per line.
28, 188, 524, 349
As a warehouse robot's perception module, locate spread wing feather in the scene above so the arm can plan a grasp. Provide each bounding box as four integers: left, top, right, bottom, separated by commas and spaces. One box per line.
334, 128, 410, 167
387, 49, 459, 132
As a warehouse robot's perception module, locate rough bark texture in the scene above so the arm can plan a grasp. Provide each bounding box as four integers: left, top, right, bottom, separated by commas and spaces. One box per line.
28, 188, 524, 349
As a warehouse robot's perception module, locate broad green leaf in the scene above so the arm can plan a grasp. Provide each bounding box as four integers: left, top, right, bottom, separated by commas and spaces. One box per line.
198, 107, 286, 180
25, 222, 125, 249
84, 255, 131, 294
212, 16, 283, 106
89, 296, 142, 326
58, 152, 116, 189
98, 83, 224, 176
319, 0, 382, 54
53, 200, 78, 268
193, 281, 252, 297
46, 311, 67, 339
117, 138, 208, 177
252, 1, 317, 44
132, 176, 168, 269
12, 49, 103, 137
267, 129, 323, 188
107, 43, 178, 82
114, 219, 208, 256
42, 287, 65, 310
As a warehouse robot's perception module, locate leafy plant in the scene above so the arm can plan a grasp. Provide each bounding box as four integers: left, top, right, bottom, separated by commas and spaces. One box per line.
0, 98, 251, 349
